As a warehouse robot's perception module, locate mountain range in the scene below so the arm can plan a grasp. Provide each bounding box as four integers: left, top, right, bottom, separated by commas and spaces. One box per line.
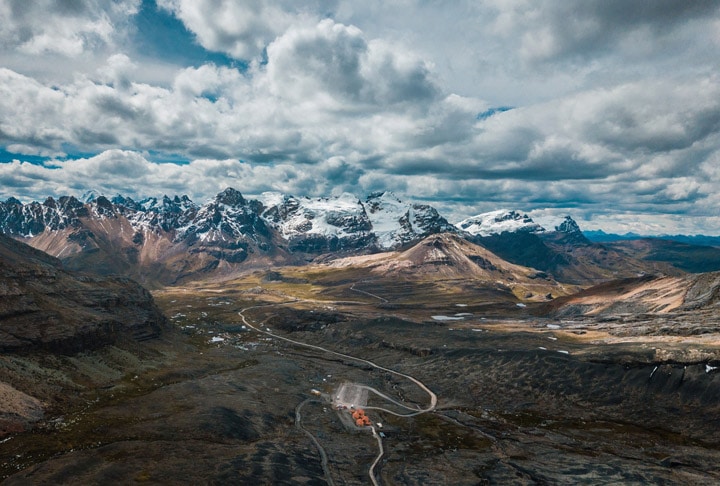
2, 188, 719, 286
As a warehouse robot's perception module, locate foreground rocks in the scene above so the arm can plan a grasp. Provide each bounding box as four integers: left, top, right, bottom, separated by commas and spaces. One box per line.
0, 233, 168, 437
0, 233, 167, 353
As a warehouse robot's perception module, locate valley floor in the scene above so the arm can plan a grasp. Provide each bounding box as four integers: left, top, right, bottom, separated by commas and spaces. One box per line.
2, 273, 720, 484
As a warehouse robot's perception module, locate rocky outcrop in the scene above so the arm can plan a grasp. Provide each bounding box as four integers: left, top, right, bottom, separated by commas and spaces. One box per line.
0, 233, 167, 353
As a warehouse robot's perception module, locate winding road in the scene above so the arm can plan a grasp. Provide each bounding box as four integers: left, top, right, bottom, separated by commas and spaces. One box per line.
238, 301, 437, 486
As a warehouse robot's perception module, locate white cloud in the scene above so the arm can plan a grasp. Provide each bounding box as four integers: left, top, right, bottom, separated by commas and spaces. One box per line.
156, 0, 319, 60
1, 1, 720, 234
0, 0, 140, 57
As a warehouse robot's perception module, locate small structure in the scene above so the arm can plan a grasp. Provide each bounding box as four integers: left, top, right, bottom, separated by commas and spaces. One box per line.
351, 408, 372, 427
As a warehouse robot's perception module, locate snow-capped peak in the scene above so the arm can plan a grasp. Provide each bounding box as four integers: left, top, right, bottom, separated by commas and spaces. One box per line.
555, 216, 582, 234
456, 209, 545, 237
215, 187, 246, 207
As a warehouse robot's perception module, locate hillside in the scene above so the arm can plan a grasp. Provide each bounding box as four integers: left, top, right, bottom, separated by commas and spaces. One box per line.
0, 233, 168, 438
606, 238, 720, 273
0, 233, 167, 353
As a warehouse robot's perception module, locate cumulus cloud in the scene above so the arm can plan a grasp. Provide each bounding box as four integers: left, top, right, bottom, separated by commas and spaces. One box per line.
266, 19, 438, 107
0, 0, 140, 56
0, 20, 451, 162
1, 1, 720, 234
156, 0, 332, 60
0, 150, 367, 205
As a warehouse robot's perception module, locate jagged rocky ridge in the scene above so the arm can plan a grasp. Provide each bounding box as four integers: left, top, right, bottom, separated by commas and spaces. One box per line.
0, 189, 453, 251
0, 191, 692, 285
259, 191, 455, 252
0, 189, 457, 284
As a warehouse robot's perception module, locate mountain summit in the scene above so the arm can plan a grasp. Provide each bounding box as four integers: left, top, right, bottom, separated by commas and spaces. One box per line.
555, 216, 582, 234
0, 189, 457, 284
456, 209, 545, 237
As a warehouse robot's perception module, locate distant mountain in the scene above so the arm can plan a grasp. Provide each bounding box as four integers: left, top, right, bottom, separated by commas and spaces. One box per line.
605, 238, 720, 274
455, 209, 544, 237
583, 230, 642, 242
5, 191, 714, 286
0, 189, 457, 285
465, 215, 678, 284
259, 191, 456, 253
585, 230, 720, 248
0, 189, 289, 286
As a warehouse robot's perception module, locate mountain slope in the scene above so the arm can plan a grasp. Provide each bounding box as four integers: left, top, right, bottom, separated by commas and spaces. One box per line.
546, 271, 720, 318
0, 189, 458, 284
605, 238, 720, 273
0, 189, 293, 286
327, 233, 572, 301
0, 233, 167, 353
467, 215, 680, 284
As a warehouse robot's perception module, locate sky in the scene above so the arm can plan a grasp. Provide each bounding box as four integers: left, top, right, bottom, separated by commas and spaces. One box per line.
1, 0, 719, 235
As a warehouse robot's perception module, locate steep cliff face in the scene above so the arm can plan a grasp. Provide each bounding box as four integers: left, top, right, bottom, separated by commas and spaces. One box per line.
0, 233, 167, 353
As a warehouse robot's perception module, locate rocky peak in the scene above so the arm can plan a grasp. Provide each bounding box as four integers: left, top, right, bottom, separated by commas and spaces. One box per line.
215, 187, 246, 207
91, 196, 117, 217
56, 196, 87, 217
549, 216, 592, 246
112, 195, 143, 212
555, 216, 582, 234
176, 189, 268, 246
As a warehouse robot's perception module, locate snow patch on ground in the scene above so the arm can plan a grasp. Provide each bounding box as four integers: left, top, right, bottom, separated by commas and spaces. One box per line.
432, 315, 465, 321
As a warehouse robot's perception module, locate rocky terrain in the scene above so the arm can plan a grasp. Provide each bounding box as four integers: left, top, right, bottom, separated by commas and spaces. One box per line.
0, 233, 166, 353
469, 215, 680, 284
3, 190, 720, 484
0, 189, 458, 286
2, 267, 719, 484
0, 233, 168, 439
4, 190, 709, 290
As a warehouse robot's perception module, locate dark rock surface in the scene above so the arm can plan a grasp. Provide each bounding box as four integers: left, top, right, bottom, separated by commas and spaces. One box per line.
0, 233, 167, 353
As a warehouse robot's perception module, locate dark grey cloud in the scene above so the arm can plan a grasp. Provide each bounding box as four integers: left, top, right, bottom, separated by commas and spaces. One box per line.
496, 0, 720, 64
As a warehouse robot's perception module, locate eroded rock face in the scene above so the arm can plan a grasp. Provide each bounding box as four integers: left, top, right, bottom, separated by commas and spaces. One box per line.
0, 233, 167, 353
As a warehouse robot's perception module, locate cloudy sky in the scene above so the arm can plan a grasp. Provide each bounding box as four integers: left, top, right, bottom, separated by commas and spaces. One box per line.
1, 0, 719, 234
